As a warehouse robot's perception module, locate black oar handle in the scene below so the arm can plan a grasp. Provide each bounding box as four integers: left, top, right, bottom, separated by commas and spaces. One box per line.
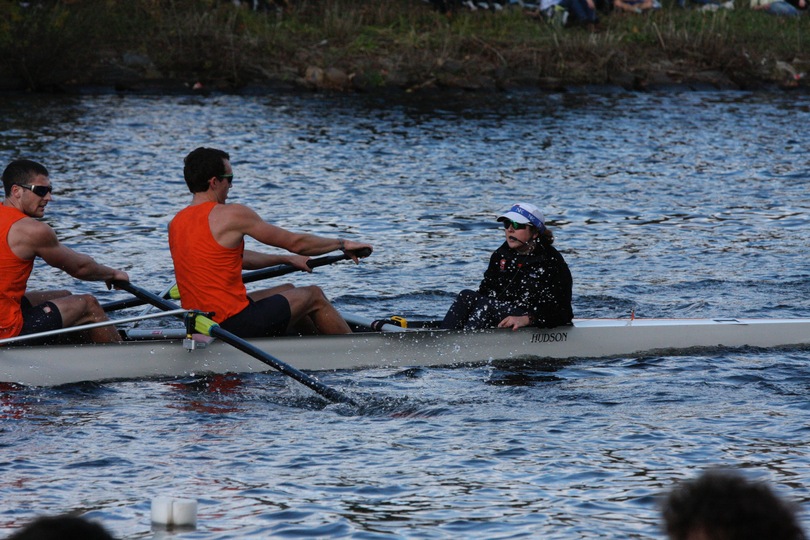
241, 247, 372, 285
104, 248, 371, 313
113, 280, 357, 406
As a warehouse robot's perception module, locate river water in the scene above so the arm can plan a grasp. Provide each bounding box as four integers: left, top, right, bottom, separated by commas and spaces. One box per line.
0, 89, 808, 539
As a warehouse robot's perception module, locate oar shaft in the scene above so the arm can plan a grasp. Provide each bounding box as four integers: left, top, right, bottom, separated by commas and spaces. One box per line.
242, 249, 369, 285
113, 280, 356, 406
103, 250, 370, 313
208, 325, 355, 405
0, 309, 188, 346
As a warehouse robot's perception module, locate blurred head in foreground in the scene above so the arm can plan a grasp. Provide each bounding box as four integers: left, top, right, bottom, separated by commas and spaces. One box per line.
8, 514, 115, 540
662, 469, 806, 540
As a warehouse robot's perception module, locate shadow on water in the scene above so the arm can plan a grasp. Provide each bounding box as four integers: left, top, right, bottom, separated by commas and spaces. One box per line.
484, 357, 573, 386
112, 371, 452, 418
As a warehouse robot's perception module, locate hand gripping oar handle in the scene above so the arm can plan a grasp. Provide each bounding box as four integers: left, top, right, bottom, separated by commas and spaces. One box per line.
103, 248, 372, 313
112, 280, 357, 406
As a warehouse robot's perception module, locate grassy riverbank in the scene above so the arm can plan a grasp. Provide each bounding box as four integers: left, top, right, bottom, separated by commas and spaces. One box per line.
1, 0, 808, 94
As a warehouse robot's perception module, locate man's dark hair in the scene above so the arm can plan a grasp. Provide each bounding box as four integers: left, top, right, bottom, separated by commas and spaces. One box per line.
2, 159, 49, 197
183, 147, 230, 193
662, 469, 806, 540
8, 515, 115, 540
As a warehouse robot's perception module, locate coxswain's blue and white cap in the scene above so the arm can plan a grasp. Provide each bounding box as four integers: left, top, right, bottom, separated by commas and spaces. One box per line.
497, 202, 545, 231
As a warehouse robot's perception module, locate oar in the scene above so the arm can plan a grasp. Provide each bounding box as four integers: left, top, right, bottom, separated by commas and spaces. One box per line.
0, 309, 188, 346
103, 250, 371, 313
243, 247, 371, 285
112, 280, 357, 406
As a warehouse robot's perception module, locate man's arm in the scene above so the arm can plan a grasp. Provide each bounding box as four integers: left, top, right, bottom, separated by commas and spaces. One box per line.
23, 220, 128, 286
242, 250, 312, 272
219, 204, 372, 260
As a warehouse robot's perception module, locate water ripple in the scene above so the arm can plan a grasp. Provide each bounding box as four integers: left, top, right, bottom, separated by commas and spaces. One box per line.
0, 91, 809, 538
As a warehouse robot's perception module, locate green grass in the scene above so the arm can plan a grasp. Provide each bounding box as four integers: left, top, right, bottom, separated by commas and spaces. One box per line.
1, 0, 807, 91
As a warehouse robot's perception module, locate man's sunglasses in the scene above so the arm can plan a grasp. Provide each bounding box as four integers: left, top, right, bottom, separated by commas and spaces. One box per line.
503, 220, 529, 230
218, 174, 233, 185
15, 184, 53, 197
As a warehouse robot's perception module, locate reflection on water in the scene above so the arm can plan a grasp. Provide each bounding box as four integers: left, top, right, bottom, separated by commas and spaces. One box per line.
0, 90, 809, 539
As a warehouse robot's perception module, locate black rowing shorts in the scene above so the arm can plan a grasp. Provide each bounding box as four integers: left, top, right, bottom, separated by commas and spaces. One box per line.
219, 295, 291, 338
20, 297, 63, 336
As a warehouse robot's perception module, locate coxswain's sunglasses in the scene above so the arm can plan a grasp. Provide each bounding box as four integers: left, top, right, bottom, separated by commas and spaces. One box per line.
503, 220, 529, 230
218, 174, 234, 185
15, 184, 53, 197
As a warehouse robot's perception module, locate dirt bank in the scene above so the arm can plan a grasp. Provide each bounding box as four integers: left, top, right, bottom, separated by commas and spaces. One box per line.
1, 1, 808, 96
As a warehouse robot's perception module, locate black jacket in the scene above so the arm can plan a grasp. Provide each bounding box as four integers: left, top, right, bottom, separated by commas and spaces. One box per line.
478, 241, 574, 328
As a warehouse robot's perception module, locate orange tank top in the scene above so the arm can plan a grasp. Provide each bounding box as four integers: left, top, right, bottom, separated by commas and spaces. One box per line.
168, 202, 249, 323
0, 206, 34, 338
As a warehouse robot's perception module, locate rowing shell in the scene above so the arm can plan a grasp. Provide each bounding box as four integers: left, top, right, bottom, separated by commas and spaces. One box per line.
1, 317, 809, 387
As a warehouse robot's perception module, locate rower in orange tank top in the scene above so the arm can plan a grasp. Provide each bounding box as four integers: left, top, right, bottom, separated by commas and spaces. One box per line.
1, 159, 129, 343
169, 201, 249, 323
0, 206, 34, 338
168, 147, 373, 338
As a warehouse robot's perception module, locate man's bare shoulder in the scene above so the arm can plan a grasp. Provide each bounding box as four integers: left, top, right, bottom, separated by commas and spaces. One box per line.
9, 216, 58, 258
213, 202, 261, 223
11, 215, 54, 238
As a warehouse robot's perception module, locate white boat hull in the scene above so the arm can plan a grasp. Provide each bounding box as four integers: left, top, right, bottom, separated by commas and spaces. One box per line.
1, 318, 809, 387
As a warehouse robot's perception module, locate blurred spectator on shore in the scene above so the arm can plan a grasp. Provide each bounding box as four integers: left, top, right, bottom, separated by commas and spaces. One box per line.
563, 0, 600, 27
427, 0, 601, 17
228, 0, 288, 12
426, 0, 512, 11
613, 0, 660, 12
676, 0, 734, 10
532, 0, 570, 25
751, 0, 807, 15
793, 0, 808, 11
527, 0, 599, 28
661, 469, 807, 540
8, 515, 115, 540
